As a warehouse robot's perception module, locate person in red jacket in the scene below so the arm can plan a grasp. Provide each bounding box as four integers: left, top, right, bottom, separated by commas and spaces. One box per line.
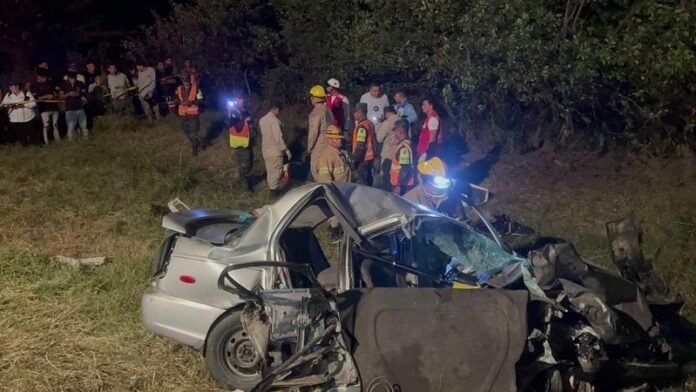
416, 97, 443, 162
325, 78, 350, 132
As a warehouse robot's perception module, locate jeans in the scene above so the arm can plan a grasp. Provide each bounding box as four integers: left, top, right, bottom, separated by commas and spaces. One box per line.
353, 160, 374, 186
180, 115, 201, 154
40, 111, 60, 144
139, 95, 160, 121
66, 109, 88, 140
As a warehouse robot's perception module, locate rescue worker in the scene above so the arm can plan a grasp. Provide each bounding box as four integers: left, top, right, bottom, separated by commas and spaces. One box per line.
403, 157, 464, 219
350, 103, 376, 186
389, 120, 415, 195
313, 125, 351, 183
175, 76, 203, 155
376, 107, 400, 189
227, 93, 255, 191
325, 78, 350, 132
313, 125, 352, 239
307, 85, 334, 182
416, 97, 443, 162
259, 100, 290, 196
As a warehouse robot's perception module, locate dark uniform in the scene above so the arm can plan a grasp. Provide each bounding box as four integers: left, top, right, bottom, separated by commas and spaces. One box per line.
227, 105, 254, 190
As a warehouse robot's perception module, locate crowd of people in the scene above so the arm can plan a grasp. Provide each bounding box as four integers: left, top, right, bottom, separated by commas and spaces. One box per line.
0, 57, 199, 145
2, 58, 464, 221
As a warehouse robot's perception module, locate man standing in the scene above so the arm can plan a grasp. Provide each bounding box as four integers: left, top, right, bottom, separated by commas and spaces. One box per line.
417, 97, 443, 162
259, 101, 290, 196
84, 61, 99, 88
325, 78, 350, 132
389, 121, 415, 195
351, 103, 376, 185
393, 91, 418, 137
160, 57, 179, 115
376, 106, 400, 189
106, 64, 132, 115
136, 60, 159, 122
60, 72, 88, 140
227, 94, 255, 191
34, 70, 60, 145
1, 82, 37, 145
176, 76, 203, 155
307, 85, 334, 182
359, 83, 389, 129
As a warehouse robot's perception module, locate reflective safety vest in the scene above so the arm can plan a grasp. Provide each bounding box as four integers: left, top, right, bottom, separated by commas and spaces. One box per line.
352, 119, 376, 161
390, 140, 415, 186
229, 119, 251, 148
176, 85, 200, 116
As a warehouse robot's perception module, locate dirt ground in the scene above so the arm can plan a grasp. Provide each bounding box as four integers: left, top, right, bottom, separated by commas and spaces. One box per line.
0, 114, 694, 391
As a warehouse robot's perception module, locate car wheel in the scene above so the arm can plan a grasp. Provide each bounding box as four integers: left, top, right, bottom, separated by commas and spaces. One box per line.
205, 312, 262, 391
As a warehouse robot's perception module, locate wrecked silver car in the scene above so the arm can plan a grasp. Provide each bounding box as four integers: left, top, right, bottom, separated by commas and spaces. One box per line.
141, 183, 685, 391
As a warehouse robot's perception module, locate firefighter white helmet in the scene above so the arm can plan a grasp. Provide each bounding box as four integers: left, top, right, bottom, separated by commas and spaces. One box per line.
327, 78, 341, 89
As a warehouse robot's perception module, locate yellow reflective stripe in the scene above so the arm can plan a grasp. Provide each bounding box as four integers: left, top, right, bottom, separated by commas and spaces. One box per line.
333, 165, 345, 174
229, 134, 249, 148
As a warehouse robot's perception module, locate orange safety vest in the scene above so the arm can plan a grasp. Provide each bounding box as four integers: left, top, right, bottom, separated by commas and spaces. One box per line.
176, 85, 199, 116
352, 119, 376, 161
390, 140, 415, 186
229, 119, 251, 148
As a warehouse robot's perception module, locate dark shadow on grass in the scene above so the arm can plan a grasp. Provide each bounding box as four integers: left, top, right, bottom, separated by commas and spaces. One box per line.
456, 145, 503, 185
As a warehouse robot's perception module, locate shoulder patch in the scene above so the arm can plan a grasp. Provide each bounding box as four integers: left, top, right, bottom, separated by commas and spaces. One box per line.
398, 148, 412, 164
356, 127, 367, 142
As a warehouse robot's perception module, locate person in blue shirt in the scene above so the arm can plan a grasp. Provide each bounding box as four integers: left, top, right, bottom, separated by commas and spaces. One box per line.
393, 91, 418, 140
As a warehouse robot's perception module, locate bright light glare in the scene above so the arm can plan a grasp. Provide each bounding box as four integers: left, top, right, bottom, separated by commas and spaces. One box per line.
226, 99, 237, 107
432, 176, 452, 189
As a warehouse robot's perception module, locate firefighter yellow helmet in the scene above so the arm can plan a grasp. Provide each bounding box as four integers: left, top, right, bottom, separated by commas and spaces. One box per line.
325, 125, 343, 139
417, 157, 447, 177
309, 85, 327, 98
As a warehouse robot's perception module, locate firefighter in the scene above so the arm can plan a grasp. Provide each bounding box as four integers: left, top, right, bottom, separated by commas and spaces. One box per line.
350, 103, 376, 185
308, 85, 334, 182
314, 125, 351, 183
389, 120, 415, 195
403, 157, 464, 219
227, 94, 254, 191
175, 76, 203, 155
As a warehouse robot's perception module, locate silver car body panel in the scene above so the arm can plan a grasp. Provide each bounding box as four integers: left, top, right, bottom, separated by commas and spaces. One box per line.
142, 183, 441, 351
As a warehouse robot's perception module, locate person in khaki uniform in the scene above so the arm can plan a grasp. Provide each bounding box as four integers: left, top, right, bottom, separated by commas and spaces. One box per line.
259, 101, 291, 196
314, 125, 351, 183
307, 85, 334, 181
404, 157, 464, 219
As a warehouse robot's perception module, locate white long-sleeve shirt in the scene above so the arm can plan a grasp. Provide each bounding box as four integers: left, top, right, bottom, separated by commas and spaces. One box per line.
137, 67, 156, 98
1, 92, 37, 123
259, 111, 287, 157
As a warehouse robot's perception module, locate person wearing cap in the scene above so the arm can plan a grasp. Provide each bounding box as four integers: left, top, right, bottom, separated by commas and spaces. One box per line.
59, 71, 88, 140
1, 82, 37, 145
325, 78, 351, 132
314, 125, 351, 183
307, 85, 334, 181
227, 92, 255, 191
259, 100, 290, 196
34, 70, 61, 145
403, 157, 464, 219
350, 103, 377, 185
389, 120, 415, 195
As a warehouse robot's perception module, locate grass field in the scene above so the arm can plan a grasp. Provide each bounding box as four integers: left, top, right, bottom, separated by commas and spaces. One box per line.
1, 114, 695, 391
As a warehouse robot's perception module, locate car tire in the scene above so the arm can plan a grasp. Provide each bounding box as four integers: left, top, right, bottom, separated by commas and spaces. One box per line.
205, 311, 262, 391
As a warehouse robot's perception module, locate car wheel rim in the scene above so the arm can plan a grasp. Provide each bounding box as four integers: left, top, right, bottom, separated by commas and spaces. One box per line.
222, 329, 261, 377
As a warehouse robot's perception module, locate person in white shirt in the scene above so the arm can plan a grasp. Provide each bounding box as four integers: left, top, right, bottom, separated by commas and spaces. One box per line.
259, 101, 290, 195
359, 83, 390, 129
136, 60, 159, 122
1, 82, 37, 145
106, 64, 133, 115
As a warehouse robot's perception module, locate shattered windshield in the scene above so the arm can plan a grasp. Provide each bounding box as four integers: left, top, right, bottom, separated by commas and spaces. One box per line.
411, 216, 516, 274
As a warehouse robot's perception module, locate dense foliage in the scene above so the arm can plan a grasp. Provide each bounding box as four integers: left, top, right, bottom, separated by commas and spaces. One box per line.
130, 0, 696, 151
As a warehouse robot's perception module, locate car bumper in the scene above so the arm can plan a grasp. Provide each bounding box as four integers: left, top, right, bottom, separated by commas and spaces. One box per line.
141, 286, 227, 351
